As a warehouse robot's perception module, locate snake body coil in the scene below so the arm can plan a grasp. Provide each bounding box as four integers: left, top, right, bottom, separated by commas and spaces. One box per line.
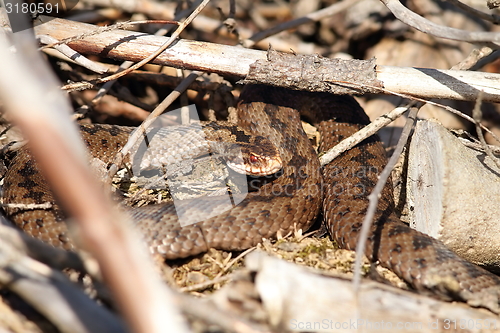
3, 85, 500, 311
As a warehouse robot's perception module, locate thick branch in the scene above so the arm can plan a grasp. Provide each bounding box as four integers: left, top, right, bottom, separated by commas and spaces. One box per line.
34, 17, 500, 103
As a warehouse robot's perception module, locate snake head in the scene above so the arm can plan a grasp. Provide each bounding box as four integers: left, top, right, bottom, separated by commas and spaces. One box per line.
215, 142, 282, 176
239, 151, 282, 176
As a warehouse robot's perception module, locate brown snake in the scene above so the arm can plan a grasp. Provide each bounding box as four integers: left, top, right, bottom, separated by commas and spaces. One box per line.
3, 84, 500, 311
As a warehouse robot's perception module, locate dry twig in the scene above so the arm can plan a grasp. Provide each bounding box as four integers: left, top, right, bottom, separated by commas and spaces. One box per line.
95, 1, 209, 85
352, 104, 420, 292
381, 0, 500, 45
445, 0, 500, 24
37, 35, 108, 73
241, 0, 362, 48
319, 81, 500, 165
472, 92, 500, 170
106, 70, 202, 180
90, 1, 204, 108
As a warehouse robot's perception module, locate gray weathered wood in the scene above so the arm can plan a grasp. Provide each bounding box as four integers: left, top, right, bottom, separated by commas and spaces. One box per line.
243, 251, 500, 333
407, 120, 500, 269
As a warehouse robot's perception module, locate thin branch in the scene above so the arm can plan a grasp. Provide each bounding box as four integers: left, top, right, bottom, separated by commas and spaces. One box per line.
37, 19, 179, 50
90, 0, 210, 180
169, 0, 206, 27
94, 0, 210, 85
445, 0, 500, 24
381, 0, 500, 44
451, 46, 494, 70
90, 0, 204, 108
37, 35, 109, 74
106, 71, 202, 180
180, 274, 233, 292
319, 81, 500, 165
242, 0, 362, 48
319, 104, 410, 166
352, 104, 420, 292
472, 91, 500, 170
178, 293, 272, 333
217, 248, 256, 278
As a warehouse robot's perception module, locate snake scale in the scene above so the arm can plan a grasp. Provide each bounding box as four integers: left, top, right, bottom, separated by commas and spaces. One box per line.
3, 84, 500, 311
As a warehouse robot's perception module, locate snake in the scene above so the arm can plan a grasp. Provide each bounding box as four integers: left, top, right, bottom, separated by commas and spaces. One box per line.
2, 84, 500, 312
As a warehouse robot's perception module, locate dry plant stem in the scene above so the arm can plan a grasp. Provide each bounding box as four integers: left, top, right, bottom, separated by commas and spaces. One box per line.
460, 138, 500, 154
194, 248, 257, 289
445, 0, 500, 24
381, 0, 500, 44
94, 0, 210, 85
326, 80, 500, 151
0, 26, 189, 333
319, 81, 499, 165
473, 92, 500, 169
451, 46, 494, 70
90, 62, 133, 106
37, 19, 179, 50
323, 80, 500, 171
37, 35, 108, 74
319, 104, 411, 166
352, 104, 420, 292
242, 0, 362, 48
376, 66, 500, 103
220, 247, 256, 276
91, 1, 204, 106
411, 96, 500, 144
107, 71, 202, 179
103, 0, 210, 177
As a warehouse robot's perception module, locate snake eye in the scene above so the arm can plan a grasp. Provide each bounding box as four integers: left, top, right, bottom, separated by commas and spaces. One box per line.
249, 154, 259, 164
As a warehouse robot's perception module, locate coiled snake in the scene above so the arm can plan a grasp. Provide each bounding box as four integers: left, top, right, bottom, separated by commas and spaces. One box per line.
3, 84, 500, 311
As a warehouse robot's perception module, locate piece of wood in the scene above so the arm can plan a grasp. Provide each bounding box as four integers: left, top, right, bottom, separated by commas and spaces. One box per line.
407, 120, 500, 269
242, 251, 500, 333
31, 17, 500, 102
